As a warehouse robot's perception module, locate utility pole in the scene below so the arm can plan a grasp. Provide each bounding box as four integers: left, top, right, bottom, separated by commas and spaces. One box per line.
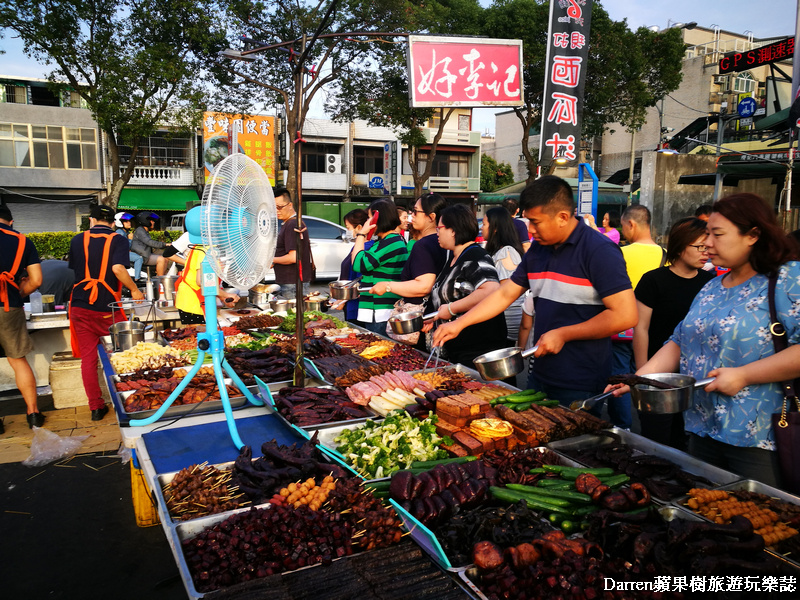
712, 113, 725, 201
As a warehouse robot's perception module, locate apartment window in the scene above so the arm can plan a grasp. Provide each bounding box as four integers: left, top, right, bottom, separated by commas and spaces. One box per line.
733, 73, 756, 94
301, 143, 340, 173
117, 135, 191, 166
428, 109, 443, 129
353, 146, 383, 174
0, 122, 97, 169
2, 84, 27, 104
458, 114, 470, 131
415, 151, 470, 178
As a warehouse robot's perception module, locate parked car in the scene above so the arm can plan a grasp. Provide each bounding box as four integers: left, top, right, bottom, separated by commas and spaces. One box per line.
264, 215, 350, 281
166, 212, 186, 232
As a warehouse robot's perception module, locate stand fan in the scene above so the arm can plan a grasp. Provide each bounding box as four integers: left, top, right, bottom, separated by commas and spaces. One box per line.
129, 154, 278, 449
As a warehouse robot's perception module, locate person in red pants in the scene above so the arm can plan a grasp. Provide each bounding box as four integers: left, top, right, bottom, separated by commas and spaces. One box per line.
68, 205, 143, 420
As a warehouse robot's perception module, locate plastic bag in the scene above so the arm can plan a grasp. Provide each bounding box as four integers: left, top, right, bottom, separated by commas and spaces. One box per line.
115, 444, 132, 465
22, 427, 89, 467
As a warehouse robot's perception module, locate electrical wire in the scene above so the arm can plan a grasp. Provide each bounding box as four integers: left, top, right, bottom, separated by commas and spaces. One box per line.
0, 186, 98, 203
665, 94, 713, 114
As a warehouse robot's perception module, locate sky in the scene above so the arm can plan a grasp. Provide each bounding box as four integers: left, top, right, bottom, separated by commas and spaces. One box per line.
1, 0, 796, 134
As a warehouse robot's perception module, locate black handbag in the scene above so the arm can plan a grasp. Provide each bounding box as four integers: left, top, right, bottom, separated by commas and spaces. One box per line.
767, 273, 800, 493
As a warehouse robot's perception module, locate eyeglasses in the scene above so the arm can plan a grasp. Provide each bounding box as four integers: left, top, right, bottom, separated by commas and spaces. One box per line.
436, 225, 448, 230
275, 203, 290, 210
412, 209, 427, 214
688, 244, 709, 252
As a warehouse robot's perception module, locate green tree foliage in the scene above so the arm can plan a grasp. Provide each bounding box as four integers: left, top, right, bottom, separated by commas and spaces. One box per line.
324, 0, 485, 198
482, 0, 685, 181
217, 0, 425, 199
0, 0, 229, 207
480, 154, 514, 192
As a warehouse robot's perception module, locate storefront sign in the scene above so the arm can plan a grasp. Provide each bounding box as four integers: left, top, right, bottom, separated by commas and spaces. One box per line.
538, 0, 593, 167
407, 35, 524, 107
202, 112, 276, 184
718, 37, 794, 74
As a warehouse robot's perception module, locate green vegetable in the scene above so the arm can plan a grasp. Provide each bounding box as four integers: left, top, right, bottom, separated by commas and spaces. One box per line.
512, 401, 532, 411
490, 487, 572, 514
364, 480, 391, 491
555, 467, 615, 479
599, 474, 630, 488
536, 479, 575, 489
334, 411, 447, 479
503, 485, 575, 507
548, 512, 567, 526
560, 520, 579, 534
506, 483, 592, 505
572, 505, 601, 517
410, 456, 477, 469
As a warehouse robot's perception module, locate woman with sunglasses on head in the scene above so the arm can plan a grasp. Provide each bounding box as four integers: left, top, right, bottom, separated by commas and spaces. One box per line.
351, 200, 409, 335
632, 217, 716, 449
424, 204, 508, 367
369, 194, 448, 342
608, 194, 800, 486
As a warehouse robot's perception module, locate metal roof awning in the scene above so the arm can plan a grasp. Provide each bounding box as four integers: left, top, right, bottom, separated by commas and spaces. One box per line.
678, 161, 797, 186
117, 188, 200, 211
477, 178, 627, 205
754, 108, 790, 131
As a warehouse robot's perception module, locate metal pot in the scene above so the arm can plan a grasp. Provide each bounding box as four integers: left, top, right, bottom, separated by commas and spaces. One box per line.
304, 295, 330, 312
472, 345, 539, 381
249, 288, 271, 306
268, 297, 296, 312
109, 321, 147, 352
389, 310, 438, 334
630, 373, 715, 414
41, 294, 55, 313
153, 276, 178, 302
329, 279, 371, 301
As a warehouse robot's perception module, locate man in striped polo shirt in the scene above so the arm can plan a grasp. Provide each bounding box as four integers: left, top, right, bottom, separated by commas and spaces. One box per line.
434, 176, 636, 406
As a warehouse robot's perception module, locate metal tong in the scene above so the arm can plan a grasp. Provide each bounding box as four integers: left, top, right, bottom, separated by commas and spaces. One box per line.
423, 345, 443, 374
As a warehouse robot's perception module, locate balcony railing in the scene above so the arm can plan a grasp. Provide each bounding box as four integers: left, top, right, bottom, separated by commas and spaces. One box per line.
420, 128, 481, 146
126, 165, 194, 186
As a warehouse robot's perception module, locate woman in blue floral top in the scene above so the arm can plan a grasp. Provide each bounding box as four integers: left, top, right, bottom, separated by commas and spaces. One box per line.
609, 193, 800, 486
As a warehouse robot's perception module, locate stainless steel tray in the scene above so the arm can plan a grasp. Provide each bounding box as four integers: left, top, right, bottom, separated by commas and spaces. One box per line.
548, 428, 741, 500
263, 384, 380, 431
118, 378, 246, 419
683, 479, 800, 569
455, 567, 489, 600
29, 310, 68, 321
409, 363, 520, 390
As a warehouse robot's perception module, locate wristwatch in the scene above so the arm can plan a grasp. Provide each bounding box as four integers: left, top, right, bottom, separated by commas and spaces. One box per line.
356, 233, 366, 238
385, 284, 392, 294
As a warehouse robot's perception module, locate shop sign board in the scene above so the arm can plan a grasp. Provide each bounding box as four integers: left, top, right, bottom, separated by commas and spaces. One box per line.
406, 35, 524, 107
718, 37, 794, 74
538, 0, 594, 167
202, 112, 277, 184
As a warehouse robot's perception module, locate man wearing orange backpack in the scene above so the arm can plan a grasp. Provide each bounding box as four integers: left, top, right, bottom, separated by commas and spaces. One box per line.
68, 204, 143, 421
0, 204, 44, 432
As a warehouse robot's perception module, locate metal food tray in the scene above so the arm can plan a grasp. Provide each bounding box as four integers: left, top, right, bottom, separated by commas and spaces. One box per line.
676, 479, 800, 569
547, 428, 741, 501
257, 380, 381, 433
117, 378, 247, 419
455, 567, 489, 600
408, 363, 520, 391
303, 354, 378, 385
29, 310, 68, 321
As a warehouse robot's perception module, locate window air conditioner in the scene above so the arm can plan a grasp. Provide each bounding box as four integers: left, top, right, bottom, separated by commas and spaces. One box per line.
713, 75, 728, 86
326, 154, 342, 174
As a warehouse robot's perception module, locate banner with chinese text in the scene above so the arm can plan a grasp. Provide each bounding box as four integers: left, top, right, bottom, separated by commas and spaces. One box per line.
202, 112, 276, 184
538, 0, 593, 167
407, 35, 524, 107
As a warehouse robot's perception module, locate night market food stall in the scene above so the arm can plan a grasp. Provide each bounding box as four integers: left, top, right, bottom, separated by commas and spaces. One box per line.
97, 308, 800, 599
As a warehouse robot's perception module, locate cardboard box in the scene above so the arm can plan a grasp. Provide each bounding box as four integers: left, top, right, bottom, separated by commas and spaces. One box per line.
49, 351, 110, 409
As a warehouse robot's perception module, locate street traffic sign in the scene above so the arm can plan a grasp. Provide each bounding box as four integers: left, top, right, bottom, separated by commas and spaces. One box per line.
738, 97, 757, 118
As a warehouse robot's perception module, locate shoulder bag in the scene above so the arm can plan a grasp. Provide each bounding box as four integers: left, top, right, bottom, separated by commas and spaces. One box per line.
767, 272, 800, 494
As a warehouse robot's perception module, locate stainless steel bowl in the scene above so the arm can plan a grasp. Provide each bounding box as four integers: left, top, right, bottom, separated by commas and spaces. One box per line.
304, 295, 329, 312
388, 311, 438, 334
109, 321, 146, 353
630, 373, 714, 414
329, 280, 371, 300
472, 345, 538, 381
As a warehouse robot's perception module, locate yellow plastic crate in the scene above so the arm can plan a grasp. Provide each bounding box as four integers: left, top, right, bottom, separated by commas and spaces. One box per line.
130, 461, 160, 527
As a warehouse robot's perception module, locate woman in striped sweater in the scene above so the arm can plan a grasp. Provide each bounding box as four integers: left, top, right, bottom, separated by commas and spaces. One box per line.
351, 200, 409, 334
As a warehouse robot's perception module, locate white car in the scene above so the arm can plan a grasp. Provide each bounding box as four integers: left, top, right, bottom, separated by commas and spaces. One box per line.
264, 215, 350, 281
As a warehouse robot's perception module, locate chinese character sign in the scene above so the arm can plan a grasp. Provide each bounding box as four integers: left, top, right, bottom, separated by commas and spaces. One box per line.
718, 37, 794, 74
407, 35, 524, 107
203, 112, 276, 184
539, 0, 593, 167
